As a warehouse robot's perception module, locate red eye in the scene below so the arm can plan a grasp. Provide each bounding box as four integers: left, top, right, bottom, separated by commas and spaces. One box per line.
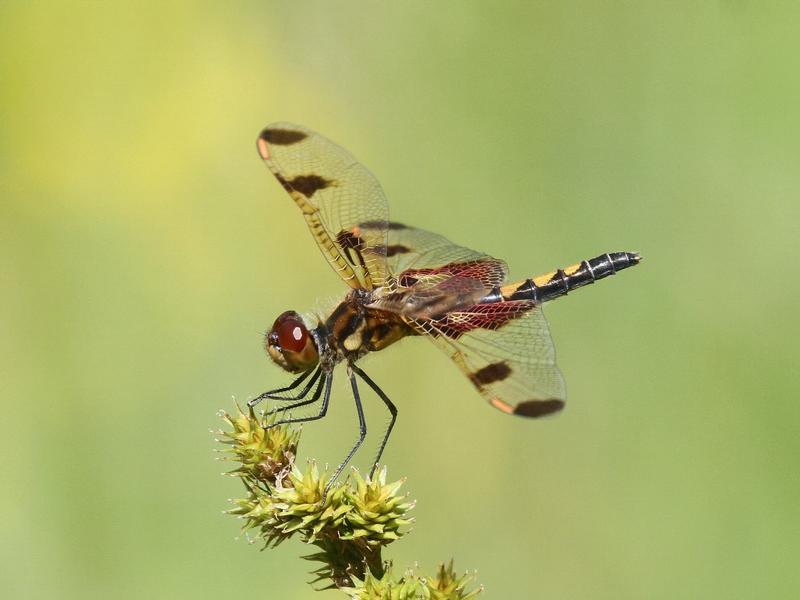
272, 311, 308, 353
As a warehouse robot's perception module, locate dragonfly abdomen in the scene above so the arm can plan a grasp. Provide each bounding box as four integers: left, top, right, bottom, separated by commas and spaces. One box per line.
495, 251, 641, 304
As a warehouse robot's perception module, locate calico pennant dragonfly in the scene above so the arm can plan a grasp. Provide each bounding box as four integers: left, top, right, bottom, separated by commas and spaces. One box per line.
249, 123, 640, 486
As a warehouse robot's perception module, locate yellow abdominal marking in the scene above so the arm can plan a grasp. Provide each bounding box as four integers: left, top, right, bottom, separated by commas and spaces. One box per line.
563, 261, 583, 276
532, 271, 557, 287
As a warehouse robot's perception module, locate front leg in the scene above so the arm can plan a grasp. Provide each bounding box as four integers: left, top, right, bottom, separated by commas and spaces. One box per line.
248, 367, 321, 408
265, 370, 333, 430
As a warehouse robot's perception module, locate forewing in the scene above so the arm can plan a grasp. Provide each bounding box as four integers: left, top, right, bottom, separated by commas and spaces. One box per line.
421, 300, 566, 417
257, 123, 389, 290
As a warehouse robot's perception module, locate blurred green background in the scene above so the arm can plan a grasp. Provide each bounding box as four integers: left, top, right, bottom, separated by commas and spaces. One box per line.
2, 2, 799, 598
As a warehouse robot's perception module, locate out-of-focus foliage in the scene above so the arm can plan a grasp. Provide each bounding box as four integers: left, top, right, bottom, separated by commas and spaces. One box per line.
2, 2, 799, 599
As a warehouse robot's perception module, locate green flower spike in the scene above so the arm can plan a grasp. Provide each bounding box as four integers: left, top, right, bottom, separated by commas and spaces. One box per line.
425, 561, 483, 599
342, 561, 483, 600
215, 403, 299, 483
224, 462, 349, 548
342, 563, 425, 599
269, 462, 351, 544
216, 402, 482, 596
343, 467, 416, 547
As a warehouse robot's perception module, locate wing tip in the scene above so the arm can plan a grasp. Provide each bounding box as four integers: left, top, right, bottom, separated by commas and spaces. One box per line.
515, 398, 565, 417
491, 397, 564, 418
256, 125, 309, 159
256, 132, 270, 160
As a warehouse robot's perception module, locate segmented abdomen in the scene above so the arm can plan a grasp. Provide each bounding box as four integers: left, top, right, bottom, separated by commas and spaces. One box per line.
493, 251, 641, 304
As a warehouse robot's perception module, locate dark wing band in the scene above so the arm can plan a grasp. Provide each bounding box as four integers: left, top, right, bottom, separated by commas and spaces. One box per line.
257, 123, 390, 290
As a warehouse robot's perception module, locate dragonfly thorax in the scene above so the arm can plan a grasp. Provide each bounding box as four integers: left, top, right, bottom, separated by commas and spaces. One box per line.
321, 293, 417, 362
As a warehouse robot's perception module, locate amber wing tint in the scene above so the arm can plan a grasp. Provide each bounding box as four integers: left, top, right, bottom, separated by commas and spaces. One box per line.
257, 123, 390, 290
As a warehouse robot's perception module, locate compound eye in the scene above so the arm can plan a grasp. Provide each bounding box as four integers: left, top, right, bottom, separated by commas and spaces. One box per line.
273, 311, 308, 353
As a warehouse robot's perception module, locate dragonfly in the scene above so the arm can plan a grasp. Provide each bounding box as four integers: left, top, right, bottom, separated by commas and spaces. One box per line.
249, 122, 641, 487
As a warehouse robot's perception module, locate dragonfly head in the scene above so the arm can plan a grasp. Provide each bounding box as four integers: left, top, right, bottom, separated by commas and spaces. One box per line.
265, 310, 320, 373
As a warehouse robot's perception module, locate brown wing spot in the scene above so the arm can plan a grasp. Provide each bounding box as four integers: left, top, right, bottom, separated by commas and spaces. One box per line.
469, 361, 512, 387
398, 273, 419, 287
358, 220, 408, 230
273, 172, 293, 192
490, 398, 514, 414
513, 399, 565, 418
336, 229, 370, 276
260, 128, 308, 146
288, 174, 333, 198
336, 229, 363, 250
385, 244, 411, 257
359, 220, 384, 229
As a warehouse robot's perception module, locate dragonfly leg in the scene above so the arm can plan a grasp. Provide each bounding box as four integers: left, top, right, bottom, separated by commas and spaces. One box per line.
248, 367, 321, 408
265, 370, 332, 429
350, 363, 397, 479
264, 372, 328, 426
325, 367, 367, 492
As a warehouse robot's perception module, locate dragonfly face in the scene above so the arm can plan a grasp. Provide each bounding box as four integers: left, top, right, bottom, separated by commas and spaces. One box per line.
265, 310, 320, 373
249, 122, 641, 489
